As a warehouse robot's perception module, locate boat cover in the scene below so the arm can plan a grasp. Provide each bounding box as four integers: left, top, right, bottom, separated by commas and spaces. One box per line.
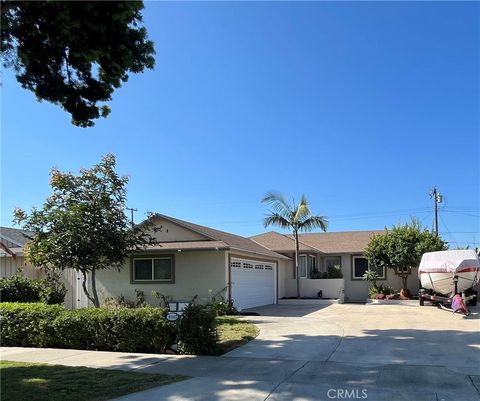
418, 250, 480, 275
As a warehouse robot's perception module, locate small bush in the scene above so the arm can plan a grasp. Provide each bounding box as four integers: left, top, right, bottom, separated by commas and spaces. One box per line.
103, 295, 136, 309
0, 276, 42, 303
0, 303, 176, 353
0, 274, 66, 305
177, 303, 218, 355
210, 299, 238, 316
327, 265, 343, 279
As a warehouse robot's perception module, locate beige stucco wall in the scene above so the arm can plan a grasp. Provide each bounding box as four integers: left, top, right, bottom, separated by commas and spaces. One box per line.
298, 278, 344, 299
0, 256, 43, 279
93, 250, 227, 306
341, 254, 420, 302
147, 216, 208, 242
281, 253, 420, 301
277, 259, 287, 299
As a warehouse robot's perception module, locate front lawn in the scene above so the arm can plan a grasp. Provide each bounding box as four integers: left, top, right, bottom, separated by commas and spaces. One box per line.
0, 360, 186, 401
215, 316, 259, 354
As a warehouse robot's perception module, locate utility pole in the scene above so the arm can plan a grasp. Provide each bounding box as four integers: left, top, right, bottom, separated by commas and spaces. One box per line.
430, 187, 442, 236
126, 207, 137, 227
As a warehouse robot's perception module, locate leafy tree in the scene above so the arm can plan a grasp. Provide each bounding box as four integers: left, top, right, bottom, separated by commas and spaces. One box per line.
364, 219, 447, 290
262, 192, 328, 298
1, 1, 155, 127
13, 154, 154, 307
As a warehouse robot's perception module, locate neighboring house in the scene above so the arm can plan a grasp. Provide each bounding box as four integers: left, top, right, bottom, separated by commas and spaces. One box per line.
0, 215, 290, 310
0, 216, 421, 308
0, 226, 40, 279
251, 231, 421, 301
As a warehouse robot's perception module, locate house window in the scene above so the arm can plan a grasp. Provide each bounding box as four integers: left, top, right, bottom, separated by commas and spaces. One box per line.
132, 256, 174, 282
299, 255, 307, 278
325, 256, 342, 271
352, 256, 385, 280
308, 255, 317, 278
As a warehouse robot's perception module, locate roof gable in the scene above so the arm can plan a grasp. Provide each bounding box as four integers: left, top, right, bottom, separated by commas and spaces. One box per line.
148, 215, 211, 242
151, 214, 289, 260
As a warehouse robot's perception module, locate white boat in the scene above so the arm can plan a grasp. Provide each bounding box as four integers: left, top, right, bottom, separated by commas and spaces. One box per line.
418, 250, 480, 296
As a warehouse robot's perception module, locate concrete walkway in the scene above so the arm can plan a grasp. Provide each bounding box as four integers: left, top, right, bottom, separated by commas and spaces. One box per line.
2, 303, 479, 400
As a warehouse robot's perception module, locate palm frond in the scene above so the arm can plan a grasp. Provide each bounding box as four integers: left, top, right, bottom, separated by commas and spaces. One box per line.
299, 215, 329, 232
294, 195, 311, 223
263, 213, 292, 229
261, 191, 293, 216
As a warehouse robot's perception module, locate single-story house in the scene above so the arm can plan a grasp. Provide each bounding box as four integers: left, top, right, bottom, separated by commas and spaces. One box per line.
250, 231, 420, 302
0, 214, 420, 308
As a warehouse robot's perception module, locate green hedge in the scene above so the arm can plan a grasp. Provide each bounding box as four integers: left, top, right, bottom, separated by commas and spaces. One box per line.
0, 303, 176, 353
0, 275, 66, 304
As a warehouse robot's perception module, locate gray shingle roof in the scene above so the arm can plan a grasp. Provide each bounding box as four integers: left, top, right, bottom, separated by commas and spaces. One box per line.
0, 227, 34, 247
151, 214, 290, 260
251, 230, 385, 254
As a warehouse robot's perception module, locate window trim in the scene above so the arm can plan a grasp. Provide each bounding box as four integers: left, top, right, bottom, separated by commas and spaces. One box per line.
351, 255, 386, 281
325, 256, 342, 271
131, 254, 175, 284
298, 254, 308, 278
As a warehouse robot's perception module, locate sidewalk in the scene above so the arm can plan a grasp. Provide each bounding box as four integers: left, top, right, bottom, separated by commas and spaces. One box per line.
2, 347, 480, 401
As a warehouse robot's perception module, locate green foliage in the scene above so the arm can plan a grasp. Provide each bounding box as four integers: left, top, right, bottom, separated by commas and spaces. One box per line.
0, 274, 66, 305
13, 154, 155, 307
368, 285, 396, 299
0, 303, 64, 347
362, 269, 379, 289
0, 303, 176, 353
177, 303, 219, 355
103, 295, 136, 309
0, 275, 41, 303
210, 299, 238, 316
364, 219, 446, 288
1, 1, 155, 127
382, 285, 395, 295
368, 286, 380, 299
151, 291, 172, 308
327, 265, 343, 278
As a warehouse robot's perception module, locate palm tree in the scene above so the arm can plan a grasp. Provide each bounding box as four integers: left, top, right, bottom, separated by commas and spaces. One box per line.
262, 192, 328, 298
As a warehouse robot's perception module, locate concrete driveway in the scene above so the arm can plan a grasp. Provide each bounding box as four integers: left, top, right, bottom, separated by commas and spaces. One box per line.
3, 303, 479, 401
228, 302, 480, 369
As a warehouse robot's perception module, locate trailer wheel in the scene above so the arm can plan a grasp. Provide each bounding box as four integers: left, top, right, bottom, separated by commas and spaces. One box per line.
468, 291, 477, 306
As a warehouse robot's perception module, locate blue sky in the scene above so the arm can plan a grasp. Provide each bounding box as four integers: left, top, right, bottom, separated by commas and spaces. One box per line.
2, 2, 479, 248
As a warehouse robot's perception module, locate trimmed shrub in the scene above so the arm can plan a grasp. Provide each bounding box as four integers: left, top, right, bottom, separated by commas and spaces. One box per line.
0, 275, 66, 305
177, 303, 218, 355
0, 303, 176, 353
0, 302, 64, 347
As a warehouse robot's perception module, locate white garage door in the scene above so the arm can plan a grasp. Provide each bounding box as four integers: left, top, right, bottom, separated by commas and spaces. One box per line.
230, 257, 276, 310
